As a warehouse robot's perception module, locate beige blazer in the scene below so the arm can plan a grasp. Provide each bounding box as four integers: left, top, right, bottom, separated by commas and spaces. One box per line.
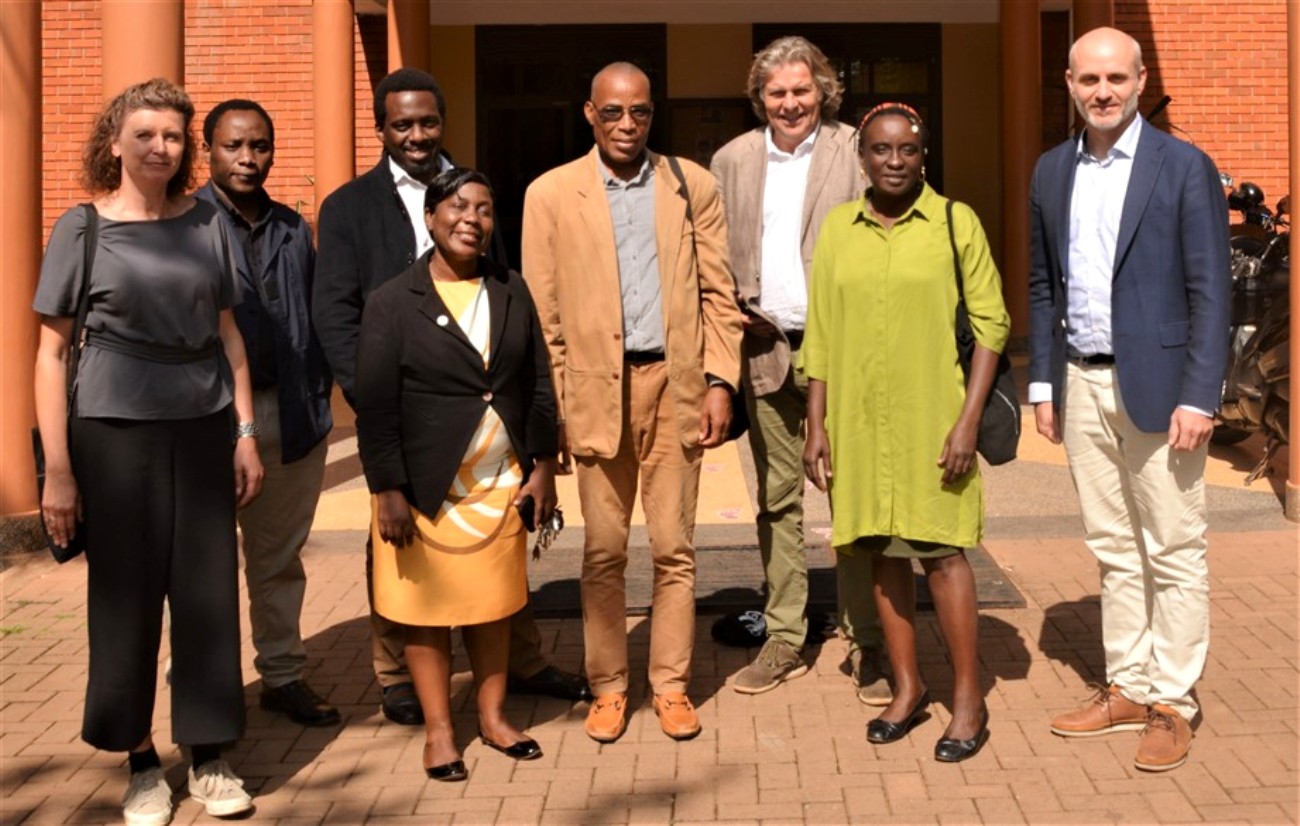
521, 146, 743, 458
710, 120, 864, 395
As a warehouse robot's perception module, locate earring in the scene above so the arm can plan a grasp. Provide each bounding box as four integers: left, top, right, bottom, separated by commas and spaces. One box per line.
920, 165, 927, 182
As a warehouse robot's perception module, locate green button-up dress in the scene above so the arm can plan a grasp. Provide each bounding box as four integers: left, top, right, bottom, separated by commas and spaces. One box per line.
803, 184, 1010, 550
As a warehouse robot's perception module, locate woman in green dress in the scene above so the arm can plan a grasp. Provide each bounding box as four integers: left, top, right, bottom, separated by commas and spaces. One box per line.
802, 103, 1009, 763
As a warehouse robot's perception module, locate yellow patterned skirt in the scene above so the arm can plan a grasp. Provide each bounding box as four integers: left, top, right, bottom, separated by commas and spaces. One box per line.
371, 412, 528, 627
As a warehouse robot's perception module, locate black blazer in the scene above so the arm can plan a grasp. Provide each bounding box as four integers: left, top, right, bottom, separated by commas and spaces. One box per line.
313, 158, 424, 403
312, 154, 512, 404
354, 254, 558, 516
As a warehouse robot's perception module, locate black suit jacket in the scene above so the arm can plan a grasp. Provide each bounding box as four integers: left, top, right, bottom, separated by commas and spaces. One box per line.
354, 254, 558, 516
312, 157, 424, 403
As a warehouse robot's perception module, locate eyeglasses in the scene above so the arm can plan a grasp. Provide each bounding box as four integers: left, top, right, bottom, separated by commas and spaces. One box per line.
594, 104, 653, 124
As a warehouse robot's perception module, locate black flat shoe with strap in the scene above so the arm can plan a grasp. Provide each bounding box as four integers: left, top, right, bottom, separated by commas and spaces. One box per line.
866, 690, 931, 744
935, 708, 990, 763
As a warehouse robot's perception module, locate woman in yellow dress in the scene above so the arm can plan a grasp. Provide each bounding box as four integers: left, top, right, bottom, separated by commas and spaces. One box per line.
355, 169, 558, 781
803, 104, 1009, 763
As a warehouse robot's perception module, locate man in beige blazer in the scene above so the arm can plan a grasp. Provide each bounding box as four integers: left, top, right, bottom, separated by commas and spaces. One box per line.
710, 37, 887, 703
522, 62, 743, 744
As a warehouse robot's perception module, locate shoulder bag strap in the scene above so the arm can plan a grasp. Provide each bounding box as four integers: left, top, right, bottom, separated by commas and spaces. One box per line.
67, 203, 99, 403
945, 198, 965, 306
665, 155, 695, 229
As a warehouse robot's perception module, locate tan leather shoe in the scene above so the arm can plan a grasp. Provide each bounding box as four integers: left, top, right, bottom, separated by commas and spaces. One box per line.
1050, 683, 1148, 737
653, 692, 701, 740
1134, 704, 1193, 772
584, 693, 627, 743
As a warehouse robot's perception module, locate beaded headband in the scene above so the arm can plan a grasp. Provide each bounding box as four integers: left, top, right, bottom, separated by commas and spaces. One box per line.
857, 101, 924, 134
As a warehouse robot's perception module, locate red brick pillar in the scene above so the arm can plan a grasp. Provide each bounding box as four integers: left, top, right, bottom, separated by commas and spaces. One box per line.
314, 0, 356, 210
1287, 3, 1299, 521
0, 0, 41, 527
388, 0, 430, 73
1001, 0, 1041, 336
102, 0, 184, 95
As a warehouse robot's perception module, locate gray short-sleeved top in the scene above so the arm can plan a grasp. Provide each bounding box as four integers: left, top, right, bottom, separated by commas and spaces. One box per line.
33, 200, 240, 420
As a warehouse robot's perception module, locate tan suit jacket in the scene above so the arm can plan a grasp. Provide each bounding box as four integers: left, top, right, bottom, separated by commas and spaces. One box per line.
521, 146, 743, 458
710, 120, 864, 396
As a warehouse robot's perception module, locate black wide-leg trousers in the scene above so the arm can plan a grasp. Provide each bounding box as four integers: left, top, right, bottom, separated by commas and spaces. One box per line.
70, 411, 245, 751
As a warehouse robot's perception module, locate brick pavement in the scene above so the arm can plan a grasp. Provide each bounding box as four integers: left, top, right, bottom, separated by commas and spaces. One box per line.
3, 519, 1296, 825
3, 424, 1297, 825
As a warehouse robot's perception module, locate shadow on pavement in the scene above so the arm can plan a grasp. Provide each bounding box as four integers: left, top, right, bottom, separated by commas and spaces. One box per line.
1038, 595, 1105, 686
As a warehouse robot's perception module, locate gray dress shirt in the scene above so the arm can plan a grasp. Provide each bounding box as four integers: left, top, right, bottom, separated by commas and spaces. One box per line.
601, 158, 664, 353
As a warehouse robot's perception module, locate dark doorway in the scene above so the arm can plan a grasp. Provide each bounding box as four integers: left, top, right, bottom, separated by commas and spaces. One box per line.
752, 23, 944, 190
476, 25, 668, 269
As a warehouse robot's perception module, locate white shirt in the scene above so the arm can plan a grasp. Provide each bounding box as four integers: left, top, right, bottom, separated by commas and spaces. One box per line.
388, 154, 455, 259
1027, 117, 1140, 406
758, 127, 817, 332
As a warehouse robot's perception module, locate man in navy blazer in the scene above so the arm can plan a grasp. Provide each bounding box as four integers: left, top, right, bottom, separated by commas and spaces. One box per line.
1028, 27, 1229, 773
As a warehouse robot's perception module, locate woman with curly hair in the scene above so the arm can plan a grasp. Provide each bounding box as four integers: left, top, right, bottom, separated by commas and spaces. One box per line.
33, 78, 262, 824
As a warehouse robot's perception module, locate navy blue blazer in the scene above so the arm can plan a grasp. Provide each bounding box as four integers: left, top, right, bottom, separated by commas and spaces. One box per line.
1027, 118, 1231, 433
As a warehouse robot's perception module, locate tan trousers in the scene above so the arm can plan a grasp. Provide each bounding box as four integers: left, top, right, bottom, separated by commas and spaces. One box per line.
237, 389, 327, 688
1063, 362, 1210, 720
576, 361, 702, 696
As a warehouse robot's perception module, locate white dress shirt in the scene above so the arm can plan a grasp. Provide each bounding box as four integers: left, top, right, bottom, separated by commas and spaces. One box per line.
389, 154, 455, 259
758, 127, 817, 332
1028, 117, 1140, 406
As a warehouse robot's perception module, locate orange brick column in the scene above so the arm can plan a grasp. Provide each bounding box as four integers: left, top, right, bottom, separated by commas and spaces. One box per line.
1288, 4, 1299, 522
1073, 0, 1114, 38
0, 0, 42, 527
102, 0, 184, 95
314, 0, 356, 211
387, 0, 430, 72
1001, 0, 1041, 336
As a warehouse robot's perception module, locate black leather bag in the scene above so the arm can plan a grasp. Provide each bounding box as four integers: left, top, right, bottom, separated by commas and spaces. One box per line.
33, 203, 98, 563
945, 199, 1020, 466
664, 154, 748, 442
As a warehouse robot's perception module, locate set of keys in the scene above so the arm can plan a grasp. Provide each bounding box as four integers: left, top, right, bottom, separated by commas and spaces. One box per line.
532, 506, 564, 560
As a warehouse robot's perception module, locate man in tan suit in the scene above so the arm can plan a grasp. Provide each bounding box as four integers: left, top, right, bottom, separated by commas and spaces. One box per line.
710, 37, 888, 702
522, 62, 743, 743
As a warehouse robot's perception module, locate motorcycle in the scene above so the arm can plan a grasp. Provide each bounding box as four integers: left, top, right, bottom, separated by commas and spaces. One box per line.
1214, 175, 1291, 484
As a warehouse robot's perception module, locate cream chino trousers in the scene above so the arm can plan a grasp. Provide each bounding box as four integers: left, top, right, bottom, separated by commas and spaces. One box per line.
1062, 362, 1210, 720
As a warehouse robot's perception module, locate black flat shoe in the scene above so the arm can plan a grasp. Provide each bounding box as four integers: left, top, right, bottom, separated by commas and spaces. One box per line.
508, 665, 593, 703
866, 691, 931, 744
935, 709, 990, 763
425, 760, 468, 782
479, 730, 543, 760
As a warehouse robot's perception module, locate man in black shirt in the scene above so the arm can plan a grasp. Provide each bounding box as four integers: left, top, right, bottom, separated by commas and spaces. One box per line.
198, 99, 338, 727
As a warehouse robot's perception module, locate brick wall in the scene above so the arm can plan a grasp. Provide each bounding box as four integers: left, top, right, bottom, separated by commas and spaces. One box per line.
1118, 0, 1290, 212
39, 3, 1293, 235
40, 0, 378, 236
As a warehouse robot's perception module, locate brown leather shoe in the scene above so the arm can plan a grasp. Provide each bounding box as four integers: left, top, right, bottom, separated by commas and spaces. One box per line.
1134, 704, 1193, 772
584, 693, 628, 743
653, 692, 701, 740
1050, 683, 1148, 737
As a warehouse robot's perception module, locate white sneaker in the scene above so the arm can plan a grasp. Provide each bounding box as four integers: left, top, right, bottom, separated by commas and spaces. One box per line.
122, 767, 173, 826
186, 759, 253, 818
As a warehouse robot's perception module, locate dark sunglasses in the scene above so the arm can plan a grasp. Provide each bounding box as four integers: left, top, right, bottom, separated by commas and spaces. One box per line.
594, 104, 653, 124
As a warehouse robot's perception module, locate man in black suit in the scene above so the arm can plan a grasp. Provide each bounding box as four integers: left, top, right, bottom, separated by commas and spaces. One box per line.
313, 68, 591, 725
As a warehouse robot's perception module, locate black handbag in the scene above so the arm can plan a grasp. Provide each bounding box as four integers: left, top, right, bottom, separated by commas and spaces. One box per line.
663, 155, 749, 442
33, 203, 98, 562
945, 199, 1020, 465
